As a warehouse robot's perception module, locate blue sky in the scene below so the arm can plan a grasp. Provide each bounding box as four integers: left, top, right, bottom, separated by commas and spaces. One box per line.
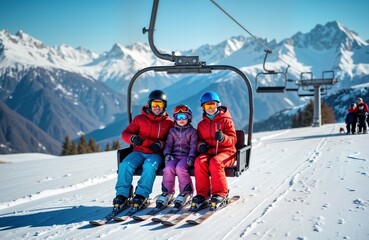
0, 0, 368, 54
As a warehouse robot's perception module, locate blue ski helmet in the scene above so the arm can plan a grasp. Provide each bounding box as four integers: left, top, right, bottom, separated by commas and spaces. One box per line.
200, 91, 221, 106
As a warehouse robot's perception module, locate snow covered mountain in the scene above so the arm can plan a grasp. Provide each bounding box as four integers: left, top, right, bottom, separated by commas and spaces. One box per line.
0, 123, 368, 239
1, 21, 368, 154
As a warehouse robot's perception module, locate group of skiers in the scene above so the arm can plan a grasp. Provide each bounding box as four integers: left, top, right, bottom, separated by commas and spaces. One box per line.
114, 90, 237, 212
345, 97, 369, 134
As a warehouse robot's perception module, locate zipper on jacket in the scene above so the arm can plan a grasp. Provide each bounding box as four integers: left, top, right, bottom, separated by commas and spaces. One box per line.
157, 123, 161, 138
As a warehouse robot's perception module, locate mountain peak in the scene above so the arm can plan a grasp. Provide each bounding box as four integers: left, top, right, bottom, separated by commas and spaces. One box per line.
106, 43, 125, 58
291, 21, 367, 50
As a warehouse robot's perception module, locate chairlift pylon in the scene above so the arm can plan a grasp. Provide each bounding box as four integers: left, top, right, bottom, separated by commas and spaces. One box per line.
116, 0, 254, 177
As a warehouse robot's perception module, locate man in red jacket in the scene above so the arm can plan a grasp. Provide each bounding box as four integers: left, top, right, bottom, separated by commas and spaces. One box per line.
191, 91, 237, 210
356, 97, 368, 134
113, 90, 174, 209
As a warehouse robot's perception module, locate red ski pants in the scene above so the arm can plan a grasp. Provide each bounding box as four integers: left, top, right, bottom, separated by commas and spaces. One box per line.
194, 152, 235, 198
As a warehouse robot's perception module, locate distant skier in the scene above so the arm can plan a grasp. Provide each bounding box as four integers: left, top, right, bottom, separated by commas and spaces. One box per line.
191, 91, 237, 210
345, 103, 357, 134
113, 90, 174, 209
355, 97, 368, 134
157, 104, 197, 208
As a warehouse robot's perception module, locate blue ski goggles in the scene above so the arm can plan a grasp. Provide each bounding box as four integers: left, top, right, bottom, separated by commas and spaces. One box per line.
174, 113, 189, 121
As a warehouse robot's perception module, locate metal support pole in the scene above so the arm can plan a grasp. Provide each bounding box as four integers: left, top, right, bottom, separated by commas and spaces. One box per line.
312, 85, 321, 127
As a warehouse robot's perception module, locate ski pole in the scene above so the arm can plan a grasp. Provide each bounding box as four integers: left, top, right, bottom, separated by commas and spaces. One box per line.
215, 123, 220, 155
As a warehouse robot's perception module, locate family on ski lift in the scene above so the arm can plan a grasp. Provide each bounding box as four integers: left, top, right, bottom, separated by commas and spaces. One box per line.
114, 89, 237, 211
345, 97, 369, 134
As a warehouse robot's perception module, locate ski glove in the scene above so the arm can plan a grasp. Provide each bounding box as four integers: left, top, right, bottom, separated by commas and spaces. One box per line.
149, 141, 161, 153
187, 157, 195, 166
198, 143, 209, 153
131, 135, 144, 146
215, 130, 224, 142
164, 154, 174, 164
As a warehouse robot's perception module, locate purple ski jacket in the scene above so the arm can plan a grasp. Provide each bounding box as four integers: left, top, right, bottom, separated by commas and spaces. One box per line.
163, 124, 198, 158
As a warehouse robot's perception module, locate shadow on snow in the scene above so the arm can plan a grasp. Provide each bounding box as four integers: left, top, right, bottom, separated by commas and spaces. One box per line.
0, 205, 110, 230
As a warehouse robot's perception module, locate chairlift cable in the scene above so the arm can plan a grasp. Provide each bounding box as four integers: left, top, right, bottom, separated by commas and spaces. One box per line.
210, 0, 271, 53
210, 0, 303, 75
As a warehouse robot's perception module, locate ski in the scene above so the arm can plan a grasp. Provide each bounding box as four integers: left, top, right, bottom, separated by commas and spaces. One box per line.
151, 206, 182, 223
160, 206, 194, 226
186, 195, 240, 225
89, 203, 131, 226
113, 195, 159, 222
132, 205, 167, 221
151, 200, 191, 223
161, 202, 208, 226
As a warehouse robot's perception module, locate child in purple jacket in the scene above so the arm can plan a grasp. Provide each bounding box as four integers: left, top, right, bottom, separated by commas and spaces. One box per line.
156, 105, 198, 208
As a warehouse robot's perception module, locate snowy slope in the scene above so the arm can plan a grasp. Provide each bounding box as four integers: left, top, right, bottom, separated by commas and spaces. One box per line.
0, 123, 368, 240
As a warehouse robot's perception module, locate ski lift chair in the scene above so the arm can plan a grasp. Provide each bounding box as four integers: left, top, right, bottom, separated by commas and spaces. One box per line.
116, 65, 253, 178
115, 0, 253, 178
255, 50, 287, 93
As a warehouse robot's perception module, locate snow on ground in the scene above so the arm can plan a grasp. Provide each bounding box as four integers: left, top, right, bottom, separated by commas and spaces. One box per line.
0, 123, 368, 240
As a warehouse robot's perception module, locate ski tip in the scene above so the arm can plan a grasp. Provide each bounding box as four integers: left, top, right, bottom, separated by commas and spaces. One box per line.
132, 216, 145, 221
151, 217, 162, 222
89, 220, 105, 226
161, 221, 175, 226
186, 219, 200, 225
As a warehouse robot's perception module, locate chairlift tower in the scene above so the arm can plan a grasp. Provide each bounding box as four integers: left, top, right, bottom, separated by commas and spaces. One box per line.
296, 71, 338, 127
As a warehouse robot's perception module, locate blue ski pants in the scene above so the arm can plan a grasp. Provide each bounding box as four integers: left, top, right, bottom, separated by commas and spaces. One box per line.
115, 151, 163, 198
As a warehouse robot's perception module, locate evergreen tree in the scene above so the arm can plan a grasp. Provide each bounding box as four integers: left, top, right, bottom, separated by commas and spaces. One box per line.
78, 135, 89, 154
105, 143, 111, 151
291, 100, 336, 128
112, 140, 122, 150
70, 141, 78, 155
88, 138, 100, 152
321, 102, 336, 124
61, 136, 71, 155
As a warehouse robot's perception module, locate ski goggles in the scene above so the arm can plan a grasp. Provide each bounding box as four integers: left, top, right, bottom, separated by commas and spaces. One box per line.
174, 113, 189, 121
151, 100, 165, 108
173, 105, 190, 114
202, 102, 219, 110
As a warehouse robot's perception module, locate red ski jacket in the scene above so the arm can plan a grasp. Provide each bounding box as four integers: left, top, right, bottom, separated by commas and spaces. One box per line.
356, 102, 369, 115
196, 106, 237, 156
122, 105, 174, 154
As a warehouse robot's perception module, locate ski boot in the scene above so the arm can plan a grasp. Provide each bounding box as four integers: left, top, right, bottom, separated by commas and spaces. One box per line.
209, 194, 229, 211
156, 192, 174, 208
189, 195, 208, 212
173, 193, 192, 209
112, 195, 128, 210
132, 194, 148, 210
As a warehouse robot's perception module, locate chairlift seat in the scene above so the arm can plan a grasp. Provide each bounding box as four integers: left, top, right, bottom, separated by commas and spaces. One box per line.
256, 86, 285, 93
285, 87, 299, 92
117, 130, 249, 177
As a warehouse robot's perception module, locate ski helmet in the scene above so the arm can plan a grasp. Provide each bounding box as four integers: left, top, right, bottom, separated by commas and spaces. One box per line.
148, 90, 168, 109
200, 91, 221, 106
173, 104, 192, 122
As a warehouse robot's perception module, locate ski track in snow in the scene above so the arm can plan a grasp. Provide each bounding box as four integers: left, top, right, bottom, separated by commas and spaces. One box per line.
223, 127, 332, 240
347, 152, 367, 161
